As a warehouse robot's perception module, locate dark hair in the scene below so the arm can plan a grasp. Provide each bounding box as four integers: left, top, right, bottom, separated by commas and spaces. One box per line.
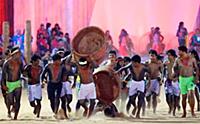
155, 27, 160, 31
117, 57, 123, 61
178, 21, 184, 31
189, 49, 199, 61
46, 23, 51, 29
5, 49, 10, 56
166, 49, 177, 58
64, 51, 71, 57
55, 23, 59, 27
124, 56, 131, 63
179, 21, 184, 27
40, 24, 44, 27
157, 55, 164, 61
52, 54, 61, 61
31, 54, 41, 63
11, 46, 20, 55
7, 45, 12, 50
149, 49, 158, 56
65, 33, 69, 36
178, 46, 187, 53
131, 55, 141, 63
109, 50, 117, 56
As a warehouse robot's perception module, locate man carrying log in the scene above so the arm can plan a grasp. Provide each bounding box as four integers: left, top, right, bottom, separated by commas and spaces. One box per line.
75, 57, 97, 118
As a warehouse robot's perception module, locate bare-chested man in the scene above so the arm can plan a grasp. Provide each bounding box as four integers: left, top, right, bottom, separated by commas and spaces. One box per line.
173, 46, 199, 117
60, 59, 74, 116
95, 50, 123, 117
145, 50, 163, 114
57, 49, 74, 115
189, 49, 200, 111
23, 54, 43, 118
41, 54, 67, 118
164, 49, 180, 116
0, 49, 11, 115
75, 57, 97, 118
117, 55, 150, 118
1, 46, 24, 120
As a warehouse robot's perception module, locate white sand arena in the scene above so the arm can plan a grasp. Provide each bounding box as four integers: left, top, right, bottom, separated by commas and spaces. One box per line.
0, 85, 200, 124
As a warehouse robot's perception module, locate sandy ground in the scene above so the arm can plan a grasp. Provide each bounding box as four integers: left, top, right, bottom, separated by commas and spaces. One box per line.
0, 85, 200, 124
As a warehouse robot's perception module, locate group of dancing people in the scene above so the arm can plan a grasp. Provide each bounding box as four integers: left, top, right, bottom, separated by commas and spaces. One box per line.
0, 43, 200, 120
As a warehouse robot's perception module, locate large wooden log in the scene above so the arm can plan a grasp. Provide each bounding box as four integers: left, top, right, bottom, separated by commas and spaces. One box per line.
72, 26, 107, 65
24, 20, 31, 63
93, 65, 120, 105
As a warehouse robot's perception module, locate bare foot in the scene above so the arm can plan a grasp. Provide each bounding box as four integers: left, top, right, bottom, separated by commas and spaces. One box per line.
197, 105, 200, 111
168, 108, 172, 114
83, 109, 88, 117
181, 113, 186, 118
191, 113, 196, 118
7, 114, 12, 118
53, 114, 58, 119
35, 106, 40, 118
13, 116, 17, 120
136, 114, 140, 119
153, 108, 156, 114
67, 105, 71, 113
132, 107, 137, 116
172, 110, 176, 116
33, 107, 37, 115
11, 106, 15, 113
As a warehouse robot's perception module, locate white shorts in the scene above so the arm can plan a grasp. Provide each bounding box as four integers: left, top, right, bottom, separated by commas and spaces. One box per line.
60, 81, 72, 97
128, 80, 145, 96
146, 79, 160, 96
78, 82, 96, 100
28, 84, 42, 102
165, 80, 180, 96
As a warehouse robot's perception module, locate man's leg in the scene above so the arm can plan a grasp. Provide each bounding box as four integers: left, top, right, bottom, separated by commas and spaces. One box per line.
61, 96, 68, 118
13, 88, 22, 120
166, 93, 173, 114
181, 94, 187, 118
141, 99, 146, 116
88, 99, 96, 118
35, 99, 41, 118
30, 101, 37, 114
6, 92, 14, 118
2, 89, 8, 110
66, 94, 72, 112
173, 95, 179, 116
188, 90, 195, 117
177, 96, 181, 110
75, 100, 81, 111
126, 99, 131, 114
54, 84, 62, 114
126, 94, 137, 115
152, 92, 157, 114
79, 99, 88, 117
136, 92, 145, 118
146, 95, 151, 109
47, 85, 55, 113
194, 87, 200, 111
